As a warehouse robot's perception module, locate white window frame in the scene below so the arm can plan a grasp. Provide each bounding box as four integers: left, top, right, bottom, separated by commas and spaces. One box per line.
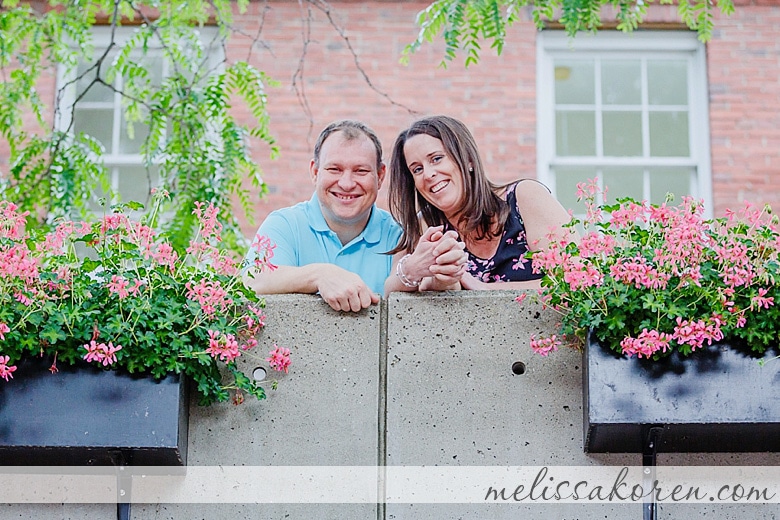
55, 26, 221, 204
536, 30, 712, 216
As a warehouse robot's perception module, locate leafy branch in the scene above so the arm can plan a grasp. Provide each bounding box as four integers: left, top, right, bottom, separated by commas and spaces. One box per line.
286, 0, 418, 141
0, 0, 279, 254
402, 0, 736, 67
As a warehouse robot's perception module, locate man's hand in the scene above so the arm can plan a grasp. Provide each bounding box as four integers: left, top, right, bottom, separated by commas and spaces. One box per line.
244, 263, 379, 312
315, 264, 380, 312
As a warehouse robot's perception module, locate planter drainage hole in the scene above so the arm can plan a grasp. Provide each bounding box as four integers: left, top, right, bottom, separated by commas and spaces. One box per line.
511, 361, 526, 375
252, 367, 267, 382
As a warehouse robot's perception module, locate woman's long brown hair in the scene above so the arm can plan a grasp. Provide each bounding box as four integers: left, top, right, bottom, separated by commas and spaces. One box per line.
388, 115, 510, 254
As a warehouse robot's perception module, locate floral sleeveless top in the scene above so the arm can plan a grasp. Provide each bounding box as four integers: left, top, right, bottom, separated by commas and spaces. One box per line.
464, 182, 542, 283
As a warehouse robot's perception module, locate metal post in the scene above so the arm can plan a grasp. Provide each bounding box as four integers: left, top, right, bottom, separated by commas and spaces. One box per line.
110, 450, 132, 520
642, 426, 663, 520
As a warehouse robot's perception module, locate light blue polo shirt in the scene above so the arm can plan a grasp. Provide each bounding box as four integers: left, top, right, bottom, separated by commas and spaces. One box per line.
246, 194, 402, 295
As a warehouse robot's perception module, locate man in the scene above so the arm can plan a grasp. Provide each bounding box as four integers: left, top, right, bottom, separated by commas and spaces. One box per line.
243, 120, 402, 312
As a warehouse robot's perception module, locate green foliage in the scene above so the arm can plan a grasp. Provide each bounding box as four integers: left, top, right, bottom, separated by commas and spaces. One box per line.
403, 0, 735, 66
0, 196, 287, 405
0, 0, 278, 254
401, 0, 520, 67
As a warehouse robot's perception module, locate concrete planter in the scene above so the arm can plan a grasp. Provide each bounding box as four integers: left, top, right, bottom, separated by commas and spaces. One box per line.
583, 336, 780, 453
0, 356, 189, 466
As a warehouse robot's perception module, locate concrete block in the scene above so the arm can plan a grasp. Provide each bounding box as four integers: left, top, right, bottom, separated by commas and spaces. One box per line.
384, 290, 780, 519
138, 294, 380, 520
4, 292, 780, 520
0, 503, 115, 519
385, 290, 634, 518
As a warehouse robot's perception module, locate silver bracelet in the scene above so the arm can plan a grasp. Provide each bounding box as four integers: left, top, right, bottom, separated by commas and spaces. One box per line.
396, 254, 421, 288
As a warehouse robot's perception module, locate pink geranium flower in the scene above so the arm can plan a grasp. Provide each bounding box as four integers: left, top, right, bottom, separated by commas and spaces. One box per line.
620, 329, 671, 359
0, 197, 282, 406
205, 330, 241, 363
528, 178, 780, 360
107, 275, 131, 299
249, 235, 278, 272
82, 341, 123, 366
0, 355, 17, 381
530, 335, 561, 357
266, 345, 292, 373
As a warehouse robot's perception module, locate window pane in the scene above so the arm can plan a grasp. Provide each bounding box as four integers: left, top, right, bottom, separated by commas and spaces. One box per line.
602, 167, 644, 202
648, 167, 693, 203
556, 110, 596, 156
139, 56, 165, 88
76, 62, 115, 103
87, 174, 112, 213
541, 32, 706, 223
119, 114, 150, 154
73, 108, 114, 152
554, 166, 598, 215
602, 111, 643, 156
555, 60, 595, 105
117, 165, 159, 206
648, 59, 688, 105
601, 60, 641, 105
649, 111, 689, 157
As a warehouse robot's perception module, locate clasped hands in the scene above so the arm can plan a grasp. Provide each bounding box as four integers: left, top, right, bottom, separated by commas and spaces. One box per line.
317, 226, 468, 312
403, 226, 468, 291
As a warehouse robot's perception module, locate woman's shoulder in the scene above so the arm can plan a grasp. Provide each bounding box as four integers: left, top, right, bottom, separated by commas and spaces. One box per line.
511, 178, 560, 221
513, 178, 552, 195
500, 178, 553, 204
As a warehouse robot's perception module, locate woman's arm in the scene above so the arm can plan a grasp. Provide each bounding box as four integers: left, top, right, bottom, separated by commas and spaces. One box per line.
385, 252, 422, 294
459, 272, 542, 291
514, 180, 576, 253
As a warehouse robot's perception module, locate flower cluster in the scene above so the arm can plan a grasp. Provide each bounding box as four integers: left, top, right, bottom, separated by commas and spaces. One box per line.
0, 195, 288, 405
266, 345, 291, 373
529, 179, 780, 360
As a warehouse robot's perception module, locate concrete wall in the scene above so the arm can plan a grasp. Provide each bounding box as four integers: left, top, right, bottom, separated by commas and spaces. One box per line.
4, 291, 780, 519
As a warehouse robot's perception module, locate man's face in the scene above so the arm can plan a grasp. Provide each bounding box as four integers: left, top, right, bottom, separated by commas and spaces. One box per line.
310, 131, 385, 234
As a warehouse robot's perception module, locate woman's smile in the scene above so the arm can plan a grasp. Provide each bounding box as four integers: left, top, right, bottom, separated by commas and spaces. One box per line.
403, 133, 465, 219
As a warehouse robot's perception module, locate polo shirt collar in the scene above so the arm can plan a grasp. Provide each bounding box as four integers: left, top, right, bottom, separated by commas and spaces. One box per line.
307, 193, 332, 233
361, 205, 382, 245
308, 193, 381, 246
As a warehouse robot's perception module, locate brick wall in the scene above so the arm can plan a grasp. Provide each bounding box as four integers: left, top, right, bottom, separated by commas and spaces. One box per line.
708, 3, 780, 213
7, 1, 780, 237
231, 1, 780, 237
231, 1, 540, 237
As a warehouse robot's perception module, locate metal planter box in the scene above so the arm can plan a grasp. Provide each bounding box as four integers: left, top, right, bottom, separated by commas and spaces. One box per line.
583, 338, 780, 453
0, 356, 189, 466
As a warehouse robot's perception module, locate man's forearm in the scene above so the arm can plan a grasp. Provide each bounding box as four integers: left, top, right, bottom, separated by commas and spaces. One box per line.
242, 264, 323, 295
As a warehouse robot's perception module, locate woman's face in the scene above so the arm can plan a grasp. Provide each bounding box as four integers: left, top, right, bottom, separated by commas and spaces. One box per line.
403, 133, 465, 220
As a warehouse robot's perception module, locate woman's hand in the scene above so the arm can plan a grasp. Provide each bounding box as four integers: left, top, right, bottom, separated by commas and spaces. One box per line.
422, 230, 467, 290
385, 226, 467, 293
401, 226, 467, 282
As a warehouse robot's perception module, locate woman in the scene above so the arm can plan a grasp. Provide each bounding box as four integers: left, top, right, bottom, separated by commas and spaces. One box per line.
384, 115, 572, 293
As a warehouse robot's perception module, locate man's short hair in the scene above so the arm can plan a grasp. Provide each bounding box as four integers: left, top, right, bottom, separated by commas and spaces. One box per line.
313, 120, 383, 172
